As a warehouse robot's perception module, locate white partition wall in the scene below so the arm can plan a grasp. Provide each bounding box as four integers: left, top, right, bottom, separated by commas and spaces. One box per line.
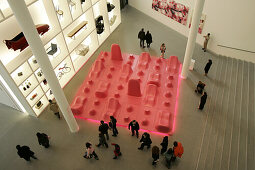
0, 0, 121, 116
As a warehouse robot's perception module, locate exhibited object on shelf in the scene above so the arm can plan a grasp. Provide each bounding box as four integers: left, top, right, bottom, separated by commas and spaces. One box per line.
43, 79, 47, 85
35, 101, 43, 109
56, 6, 64, 20
57, 63, 71, 80
32, 59, 37, 64
75, 44, 89, 56
95, 15, 104, 34
110, 15, 117, 26
107, 2, 115, 12
37, 70, 43, 77
3, 24, 50, 51
23, 81, 31, 91
30, 93, 38, 100
18, 72, 23, 76
68, 0, 76, 13
81, 0, 86, 4
46, 43, 58, 56
67, 21, 88, 38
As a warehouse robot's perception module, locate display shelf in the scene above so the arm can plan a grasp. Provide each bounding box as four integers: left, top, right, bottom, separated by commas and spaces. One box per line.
18, 74, 38, 97
63, 8, 95, 52
54, 56, 75, 88
0, 10, 4, 21
91, 0, 100, 6
33, 95, 49, 116
34, 68, 45, 83
81, 0, 92, 13
40, 78, 49, 92
26, 84, 44, 106
71, 29, 99, 71
107, 0, 121, 33
44, 33, 69, 69
28, 55, 39, 71
10, 61, 33, 86
68, 0, 83, 20
46, 89, 54, 101
52, 0, 72, 29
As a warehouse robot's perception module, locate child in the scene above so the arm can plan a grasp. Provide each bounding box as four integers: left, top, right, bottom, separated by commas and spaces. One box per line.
83, 142, 99, 160
112, 143, 122, 159
152, 146, 160, 166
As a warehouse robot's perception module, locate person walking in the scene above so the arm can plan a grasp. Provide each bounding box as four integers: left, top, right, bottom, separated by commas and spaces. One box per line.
96, 133, 108, 148
198, 92, 207, 110
109, 116, 118, 137
128, 120, 140, 138
49, 99, 61, 119
111, 143, 122, 159
83, 142, 99, 160
204, 59, 212, 76
172, 141, 184, 161
145, 31, 152, 48
160, 43, 166, 58
195, 81, 206, 94
152, 146, 160, 166
36, 132, 50, 148
138, 28, 146, 48
160, 136, 168, 154
164, 148, 174, 169
202, 33, 210, 52
99, 120, 109, 140
138, 132, 152, 150
16, 145, 38, 161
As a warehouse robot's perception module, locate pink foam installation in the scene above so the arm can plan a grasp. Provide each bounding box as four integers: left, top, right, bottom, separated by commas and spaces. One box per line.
71, 44, 182, 134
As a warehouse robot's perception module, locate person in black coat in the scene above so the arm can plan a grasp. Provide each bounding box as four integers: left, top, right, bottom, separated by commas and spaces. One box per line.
160, 136, 168, 154
96, 133, 108, 148
198, 92, 207, 110
128, 120, 140, 138
152, 146, 160, 166
138, 28, 146, 48
112, 143, 122, 159
36, 132, 50, 148
16, 145, 37, 161
145, 31, 152, 48
99, 120, 109, 140
138, 132, 152, 150
109, 116, 118, 137
195, 81, 206, 94
204, 59, 212, 76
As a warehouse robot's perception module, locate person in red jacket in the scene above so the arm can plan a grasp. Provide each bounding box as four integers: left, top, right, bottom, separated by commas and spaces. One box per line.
173, 141, 184, 161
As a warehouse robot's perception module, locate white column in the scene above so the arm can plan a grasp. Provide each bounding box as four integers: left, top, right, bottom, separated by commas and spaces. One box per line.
181, 0, 206, 79
7, 0, 79, 132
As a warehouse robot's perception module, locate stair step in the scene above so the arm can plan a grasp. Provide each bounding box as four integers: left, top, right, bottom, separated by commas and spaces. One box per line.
212, 57, 233, 170
196, 57, 224, 170
220, 58, 239, 170
204, 56, 228, 170
238, 61, 249, 170
247, 62, 255, 170
229, 60, 244, 170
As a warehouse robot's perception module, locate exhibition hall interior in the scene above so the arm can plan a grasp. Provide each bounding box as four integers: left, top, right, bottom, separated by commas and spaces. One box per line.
0, 0, 254, 169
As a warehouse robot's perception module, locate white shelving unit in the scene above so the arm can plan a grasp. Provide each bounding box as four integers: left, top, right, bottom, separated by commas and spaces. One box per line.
0, 0, 121, 117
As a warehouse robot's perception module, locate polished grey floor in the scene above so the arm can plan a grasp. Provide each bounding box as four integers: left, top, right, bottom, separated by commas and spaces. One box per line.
0, 6, 254, 170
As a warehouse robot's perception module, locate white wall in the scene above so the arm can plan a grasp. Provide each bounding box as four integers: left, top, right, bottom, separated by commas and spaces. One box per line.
129, 0, 255, 63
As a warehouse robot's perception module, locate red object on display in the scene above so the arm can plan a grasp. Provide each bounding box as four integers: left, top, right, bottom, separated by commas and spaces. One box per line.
71, 44, 182, 135
3, 24, 49, 52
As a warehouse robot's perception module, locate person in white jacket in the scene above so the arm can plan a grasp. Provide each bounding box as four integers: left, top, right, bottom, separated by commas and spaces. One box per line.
83, 142, 99, 160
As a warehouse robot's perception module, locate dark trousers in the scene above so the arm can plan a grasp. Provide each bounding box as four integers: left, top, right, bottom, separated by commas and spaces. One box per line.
147, 43, 151, 48
140, 39, 145, 48
161, 147, 167, 154
131, 129, 139, 138
42, 142, 50, 148
54, 112, 60, 119
24, 155, 37, 161
112, 126, 118, 136
139, 142, 151, 149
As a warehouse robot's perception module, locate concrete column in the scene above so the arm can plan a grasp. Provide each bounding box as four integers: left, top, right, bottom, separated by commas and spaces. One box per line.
181, 0, 206, 79
7, 0, 79, 132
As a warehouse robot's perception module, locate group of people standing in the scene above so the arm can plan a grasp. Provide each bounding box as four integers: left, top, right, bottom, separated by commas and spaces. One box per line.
138, 28, 152, 48
84, 116, 184, 169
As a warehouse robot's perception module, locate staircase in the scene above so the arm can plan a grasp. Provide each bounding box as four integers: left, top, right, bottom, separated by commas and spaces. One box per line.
193, 55, 255, 170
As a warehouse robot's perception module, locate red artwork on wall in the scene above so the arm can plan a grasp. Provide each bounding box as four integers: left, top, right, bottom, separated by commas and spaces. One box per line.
152, 0, 189, 26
